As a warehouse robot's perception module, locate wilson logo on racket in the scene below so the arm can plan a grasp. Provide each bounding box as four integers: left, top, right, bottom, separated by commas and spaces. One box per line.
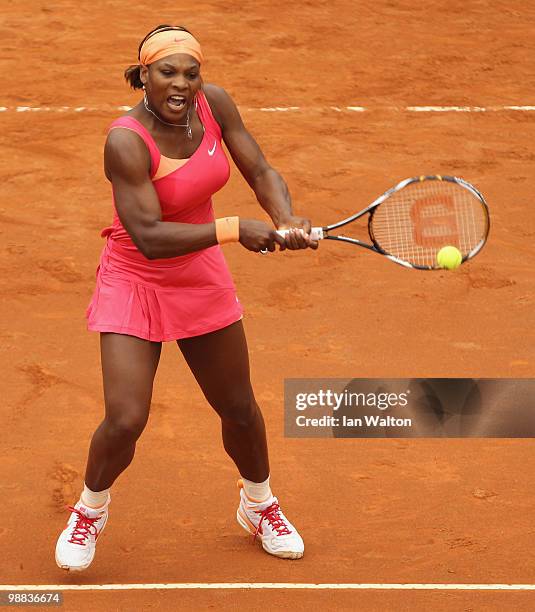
410, 195, 460, 247
277, 175, 490, 270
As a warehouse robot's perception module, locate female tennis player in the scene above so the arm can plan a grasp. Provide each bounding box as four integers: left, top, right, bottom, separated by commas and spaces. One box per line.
55, 24, 317, 571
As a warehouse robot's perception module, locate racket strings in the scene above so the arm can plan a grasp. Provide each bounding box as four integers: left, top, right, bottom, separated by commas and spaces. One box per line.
370, 180, 488, 268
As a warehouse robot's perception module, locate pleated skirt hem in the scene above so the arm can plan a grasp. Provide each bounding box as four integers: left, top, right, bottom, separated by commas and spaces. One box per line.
85, 240, 243, 342
87, 312, 244, 342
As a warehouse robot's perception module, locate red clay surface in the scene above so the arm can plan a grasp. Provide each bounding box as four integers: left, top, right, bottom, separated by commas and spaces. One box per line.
2, 1, 535, 610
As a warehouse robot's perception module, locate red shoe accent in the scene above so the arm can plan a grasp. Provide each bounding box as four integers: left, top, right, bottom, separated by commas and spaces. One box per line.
253, 502, 292, 541
65, 506, 101, 546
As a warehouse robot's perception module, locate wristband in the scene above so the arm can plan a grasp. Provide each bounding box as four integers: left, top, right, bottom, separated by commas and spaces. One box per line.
215, 216, 240, 244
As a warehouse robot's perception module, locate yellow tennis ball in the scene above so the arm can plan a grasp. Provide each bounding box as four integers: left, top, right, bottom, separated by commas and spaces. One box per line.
437, 246, 462, 270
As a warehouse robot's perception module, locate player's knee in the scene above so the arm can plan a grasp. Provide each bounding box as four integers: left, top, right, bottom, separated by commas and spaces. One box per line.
103, 401, 149, 441
219, 395, 259, 428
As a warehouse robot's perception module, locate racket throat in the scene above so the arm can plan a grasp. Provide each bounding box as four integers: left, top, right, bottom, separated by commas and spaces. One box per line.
310, 227, 325, 241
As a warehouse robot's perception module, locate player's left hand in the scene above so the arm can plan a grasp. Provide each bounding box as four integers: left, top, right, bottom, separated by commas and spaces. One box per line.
277, 216, 319, 250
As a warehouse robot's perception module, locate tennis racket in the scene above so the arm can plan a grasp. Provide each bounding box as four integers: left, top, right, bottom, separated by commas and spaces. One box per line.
278, 175, 490, 270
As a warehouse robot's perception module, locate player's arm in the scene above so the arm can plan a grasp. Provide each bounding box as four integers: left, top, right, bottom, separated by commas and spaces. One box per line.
204, 84, 317, 250
104, 129, 217, 259
104, 129, 281, 258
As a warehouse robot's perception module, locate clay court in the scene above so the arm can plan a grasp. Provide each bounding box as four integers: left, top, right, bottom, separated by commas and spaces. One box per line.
2, 0, 535, 609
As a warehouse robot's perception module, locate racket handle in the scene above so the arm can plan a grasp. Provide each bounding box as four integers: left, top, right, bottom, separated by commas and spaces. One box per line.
276, 227, 324, 241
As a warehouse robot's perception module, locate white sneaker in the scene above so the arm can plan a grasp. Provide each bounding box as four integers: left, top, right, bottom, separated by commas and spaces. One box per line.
236, 479, 304, 559
55, 495, 110, 571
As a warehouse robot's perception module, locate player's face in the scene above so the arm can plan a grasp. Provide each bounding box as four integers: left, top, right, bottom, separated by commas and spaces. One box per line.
142, 54, 202, 122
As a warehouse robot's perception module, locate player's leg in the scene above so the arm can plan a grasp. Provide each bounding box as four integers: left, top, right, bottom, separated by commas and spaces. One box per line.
55, 332, 162, 571
177, 320, 304, 559
85, 332, 162, 490
177, 320, 268, 481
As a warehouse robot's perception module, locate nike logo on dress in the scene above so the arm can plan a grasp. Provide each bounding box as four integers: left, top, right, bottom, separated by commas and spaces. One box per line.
208, 141, 217, 156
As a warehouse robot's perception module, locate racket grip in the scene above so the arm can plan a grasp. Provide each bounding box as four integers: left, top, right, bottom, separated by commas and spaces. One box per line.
276, 227, 324, 241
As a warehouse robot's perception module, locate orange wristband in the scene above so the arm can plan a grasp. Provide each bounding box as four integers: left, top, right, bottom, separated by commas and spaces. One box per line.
215, 216, 240, 244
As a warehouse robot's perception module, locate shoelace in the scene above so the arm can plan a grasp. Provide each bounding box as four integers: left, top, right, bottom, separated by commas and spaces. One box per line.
253, 502, 292, 541
65, 506, 101, 546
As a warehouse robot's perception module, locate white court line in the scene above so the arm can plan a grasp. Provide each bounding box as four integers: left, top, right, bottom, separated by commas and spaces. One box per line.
259, 106, 300, 111
406, 106, 488, 112
504, 105, 535, 111
1, 105, 535, 113
2, 583, 535, 591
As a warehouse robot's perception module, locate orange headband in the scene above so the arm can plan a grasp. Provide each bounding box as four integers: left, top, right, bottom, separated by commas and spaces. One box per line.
139, 29, 203, 66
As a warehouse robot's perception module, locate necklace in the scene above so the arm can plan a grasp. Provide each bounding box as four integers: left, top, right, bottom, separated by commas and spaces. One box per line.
143, 90, 193, 139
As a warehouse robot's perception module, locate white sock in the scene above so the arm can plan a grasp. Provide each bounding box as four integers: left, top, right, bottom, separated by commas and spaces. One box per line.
81, 483, 110, 509
242, 476, 271, 503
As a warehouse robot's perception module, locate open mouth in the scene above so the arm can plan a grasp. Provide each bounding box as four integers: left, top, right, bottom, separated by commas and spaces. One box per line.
167, 95, 187, 110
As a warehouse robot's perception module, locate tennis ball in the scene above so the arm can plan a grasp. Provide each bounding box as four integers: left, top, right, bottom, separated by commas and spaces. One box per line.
437, 246, 462, 270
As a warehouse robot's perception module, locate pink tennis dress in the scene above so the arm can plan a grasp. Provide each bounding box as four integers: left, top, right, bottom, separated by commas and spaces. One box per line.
86, 90, 243, 342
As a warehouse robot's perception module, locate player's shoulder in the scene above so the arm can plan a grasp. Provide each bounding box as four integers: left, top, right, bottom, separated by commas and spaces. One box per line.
202, 84, 239, 128
106, 115, 144, 146
105, 116, 149, 155
104, 117, 150, 178
202, 83, 234, 106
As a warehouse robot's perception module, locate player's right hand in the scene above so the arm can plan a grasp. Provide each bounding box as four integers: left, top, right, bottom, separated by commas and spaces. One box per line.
238, 219, 287, 253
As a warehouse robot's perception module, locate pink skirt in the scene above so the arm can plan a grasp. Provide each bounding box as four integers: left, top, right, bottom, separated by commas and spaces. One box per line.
86, 238, 243, 342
